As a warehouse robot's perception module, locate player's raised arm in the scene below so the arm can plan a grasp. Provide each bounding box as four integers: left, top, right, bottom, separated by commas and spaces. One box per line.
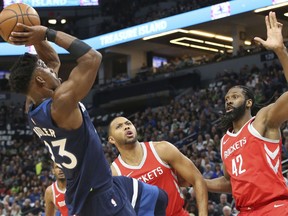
254, 11, 288, 81
253, 12, 288, 130
10, 23, 102, 129
10, 23, 101, 101
155, 141, 208, 216
33, 41, 61, 75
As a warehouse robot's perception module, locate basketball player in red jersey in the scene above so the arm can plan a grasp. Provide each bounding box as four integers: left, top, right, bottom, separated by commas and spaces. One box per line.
206, 12, 288, 215
108, 117, 208, 216
45, 163, 69, 216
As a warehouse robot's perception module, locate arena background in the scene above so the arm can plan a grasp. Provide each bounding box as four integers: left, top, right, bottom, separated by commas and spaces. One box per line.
1, 0, 288, 215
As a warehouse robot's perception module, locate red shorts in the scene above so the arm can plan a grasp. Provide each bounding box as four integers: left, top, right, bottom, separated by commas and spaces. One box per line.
238, 200, 288, 216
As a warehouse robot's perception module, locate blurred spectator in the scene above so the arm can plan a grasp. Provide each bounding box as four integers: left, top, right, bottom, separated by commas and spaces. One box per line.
30, 199, 44, 215
21, 198, 32, 216
216, 194, 231, 214
212, 163, 224, 178
10, 202, 22, 216
203, 164, 214, 179
222, 205, 233, 216
208, 200, 221, 216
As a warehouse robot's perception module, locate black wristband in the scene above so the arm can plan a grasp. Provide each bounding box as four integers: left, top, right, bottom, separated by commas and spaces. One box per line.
67, 39, 92, 59
45, 28, 57, 42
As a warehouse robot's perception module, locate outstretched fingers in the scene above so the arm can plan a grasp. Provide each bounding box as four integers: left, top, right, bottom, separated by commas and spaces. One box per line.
266, 12, 279, 30
269, 11, 282, 30
254, 36, 263, 44
269, 11, 276, 28
265, 14, 271, 30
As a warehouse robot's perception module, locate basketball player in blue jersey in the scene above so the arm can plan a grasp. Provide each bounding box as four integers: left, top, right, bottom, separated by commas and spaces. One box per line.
8, 23, 168, 216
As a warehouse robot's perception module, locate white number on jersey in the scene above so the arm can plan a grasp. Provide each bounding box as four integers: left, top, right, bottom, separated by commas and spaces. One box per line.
44, 138, 77, 169
232, 154, 246, 176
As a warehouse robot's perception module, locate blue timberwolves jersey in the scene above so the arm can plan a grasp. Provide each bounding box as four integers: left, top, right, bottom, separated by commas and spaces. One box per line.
27, 99, 112, 215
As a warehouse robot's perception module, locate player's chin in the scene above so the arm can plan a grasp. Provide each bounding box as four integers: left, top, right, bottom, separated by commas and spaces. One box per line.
56, 79, 61, 86
58, 176, 66, 180
52, 82, 61, 90
127, 134, 136, 140
58, 173, 65, 178
125, 137, 137, 144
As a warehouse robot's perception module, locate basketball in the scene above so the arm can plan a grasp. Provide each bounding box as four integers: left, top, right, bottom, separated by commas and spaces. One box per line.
0, 3, 40, 43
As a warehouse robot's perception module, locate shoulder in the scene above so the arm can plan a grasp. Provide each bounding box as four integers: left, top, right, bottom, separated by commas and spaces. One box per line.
44, 185, 53, 201
45, 184, 53, 194
152, 141, 180, 162
152, 141, 174, 152
253, 104, 274, 127
255, 104, 273, 118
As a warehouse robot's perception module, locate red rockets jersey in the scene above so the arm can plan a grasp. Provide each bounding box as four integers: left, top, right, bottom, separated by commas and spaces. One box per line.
112, 142, 189, 216
52, 182, 69, 216
221, 117, 288, 210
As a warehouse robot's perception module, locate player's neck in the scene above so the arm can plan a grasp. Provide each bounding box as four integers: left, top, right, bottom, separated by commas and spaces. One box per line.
29, 87, 53, 106
121, 141, 143, 166
232, 113, 252, 133
57, 179, 66, 191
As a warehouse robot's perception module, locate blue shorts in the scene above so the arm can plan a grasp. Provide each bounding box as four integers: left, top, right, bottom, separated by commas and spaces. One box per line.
78, 176, 167, 216
114, 176, 168, 216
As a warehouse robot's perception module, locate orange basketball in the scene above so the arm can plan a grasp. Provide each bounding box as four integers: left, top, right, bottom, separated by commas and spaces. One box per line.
0, 3, 40, 43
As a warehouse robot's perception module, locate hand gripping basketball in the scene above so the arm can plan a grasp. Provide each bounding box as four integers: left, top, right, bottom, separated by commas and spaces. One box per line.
9, 23, 47, 46
0, 3, 40, 43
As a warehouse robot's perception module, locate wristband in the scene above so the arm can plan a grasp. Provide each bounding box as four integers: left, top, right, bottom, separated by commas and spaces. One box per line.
45, 28, 57, 42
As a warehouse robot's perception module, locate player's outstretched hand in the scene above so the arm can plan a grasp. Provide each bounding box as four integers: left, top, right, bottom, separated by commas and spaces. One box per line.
9, 23, 47, 46
254, 11, 284, 52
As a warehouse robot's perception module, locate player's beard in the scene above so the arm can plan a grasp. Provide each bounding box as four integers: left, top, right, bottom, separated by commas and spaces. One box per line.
220, 101, 246, 131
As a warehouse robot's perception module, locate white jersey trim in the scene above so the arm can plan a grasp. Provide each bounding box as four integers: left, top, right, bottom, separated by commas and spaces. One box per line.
226, 117, 254, 137
149, 141, 170, 169
55, 181, 66, 194
248, 122, 280, 144
51, 183, 56, 205
111, 162, 122, 175
117, 142, 147, 169
220, 136, 224, 160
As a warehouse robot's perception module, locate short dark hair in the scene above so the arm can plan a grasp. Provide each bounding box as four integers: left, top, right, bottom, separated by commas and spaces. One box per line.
108, 117, 118, 137
9, 53, 38, 94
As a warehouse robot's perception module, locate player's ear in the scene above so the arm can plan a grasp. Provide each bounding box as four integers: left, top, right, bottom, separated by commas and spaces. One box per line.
246, 99, 253, 108
35, 75, 45, 86
108, 136, 115, 145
